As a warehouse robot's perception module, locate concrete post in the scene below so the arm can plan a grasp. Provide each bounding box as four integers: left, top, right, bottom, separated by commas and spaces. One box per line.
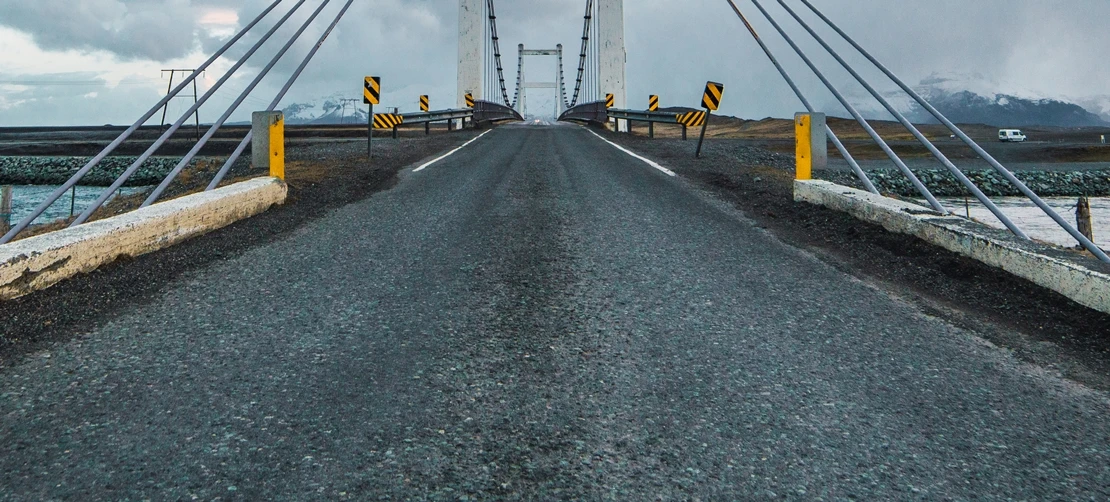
458, 0, 484, 109
794, 112, 827, 180
252, 111, 284, 180
598, 0, 627, 132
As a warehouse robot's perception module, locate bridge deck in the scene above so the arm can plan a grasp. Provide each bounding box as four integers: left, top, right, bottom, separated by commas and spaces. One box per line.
2, 124, 1109, 499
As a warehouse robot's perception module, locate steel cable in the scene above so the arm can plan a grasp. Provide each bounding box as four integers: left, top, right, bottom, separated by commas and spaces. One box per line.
774, 0, 1026, 239
797, 0, 1109, 261
142, 0, 337, 207
70, 0, 313, 225
741, 0, 946, 213
0, 0, 287, 243
206, 0, 356, 192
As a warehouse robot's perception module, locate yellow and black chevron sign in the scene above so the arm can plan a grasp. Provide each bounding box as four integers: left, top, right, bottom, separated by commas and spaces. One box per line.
373, 113, 404, 129
677, 111, 707, 128
605, 93, 615, 108
465, 93, 475, 108
702, 81, 724, 111
649, 95, 659, 112
420, 95, 429, 112
364, 76, 381, 105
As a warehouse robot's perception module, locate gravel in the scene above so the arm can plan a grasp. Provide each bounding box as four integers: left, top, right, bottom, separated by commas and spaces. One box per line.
0, 156, 193, 186
818, 167, 1110, 197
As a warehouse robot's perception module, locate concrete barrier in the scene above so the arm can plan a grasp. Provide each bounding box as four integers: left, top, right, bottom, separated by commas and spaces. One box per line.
795, 179, 1110, 314
0, 177, 287, 300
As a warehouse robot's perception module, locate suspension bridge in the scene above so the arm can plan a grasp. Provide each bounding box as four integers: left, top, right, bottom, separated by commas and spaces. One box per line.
2, 0, 1110, 499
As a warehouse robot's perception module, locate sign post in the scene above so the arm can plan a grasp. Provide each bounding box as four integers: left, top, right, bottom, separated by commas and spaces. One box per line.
648, 95, 659, 139
696, 81, 724, 158
420, 95, 430, 135
364, 76, 381, 158
605, 93, 615, 130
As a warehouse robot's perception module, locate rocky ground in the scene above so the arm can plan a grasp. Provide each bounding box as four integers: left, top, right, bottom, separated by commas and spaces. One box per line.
818, 167, 1110, 197
0, 156, 189, 186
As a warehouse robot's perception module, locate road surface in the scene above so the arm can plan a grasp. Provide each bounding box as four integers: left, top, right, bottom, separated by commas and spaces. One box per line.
2, 123, 1108, 499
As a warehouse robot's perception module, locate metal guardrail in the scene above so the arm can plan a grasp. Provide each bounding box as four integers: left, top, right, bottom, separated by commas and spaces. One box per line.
473, 100, 524, 123
558, 100, 608, 124
606, 109, 678, 124
399, 108, 474, 125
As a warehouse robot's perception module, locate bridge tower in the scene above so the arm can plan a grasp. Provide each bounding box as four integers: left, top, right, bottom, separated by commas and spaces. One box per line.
458, 0, 485, 108
597, 0, 626, 115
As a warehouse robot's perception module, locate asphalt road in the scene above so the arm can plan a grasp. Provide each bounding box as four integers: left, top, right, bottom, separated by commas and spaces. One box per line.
3, 123, 1110, 500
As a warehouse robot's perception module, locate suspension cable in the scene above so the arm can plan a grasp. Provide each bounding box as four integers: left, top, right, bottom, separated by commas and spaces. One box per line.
567, 0, 595, 108
142, 0, 337, 207
486, 0, 511, 106
797, 0, 1109, 261
71, 0, 312, 225
206, 0, 355, 192
0, 0, 287, 244
741, 0, 946, 213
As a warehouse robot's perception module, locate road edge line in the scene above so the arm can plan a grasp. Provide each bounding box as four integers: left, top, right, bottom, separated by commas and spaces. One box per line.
587, 130, 677, 177
413, 129, 494, 173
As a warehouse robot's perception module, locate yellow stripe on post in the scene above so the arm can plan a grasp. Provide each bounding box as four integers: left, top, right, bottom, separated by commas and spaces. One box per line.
794, 112, 827, 181
269, 113, 285, 180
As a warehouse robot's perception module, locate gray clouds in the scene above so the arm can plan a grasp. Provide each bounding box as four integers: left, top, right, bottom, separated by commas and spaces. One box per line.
1, 0, 1109, 125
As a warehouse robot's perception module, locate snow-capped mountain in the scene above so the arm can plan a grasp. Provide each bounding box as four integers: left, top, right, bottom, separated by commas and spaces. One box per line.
281, 93, 369, 125
904, 72, 1108, 127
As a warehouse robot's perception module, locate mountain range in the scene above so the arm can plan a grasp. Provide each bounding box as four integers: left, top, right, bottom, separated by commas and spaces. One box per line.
902, 72, 1109, 127
281, 73, 1110, 128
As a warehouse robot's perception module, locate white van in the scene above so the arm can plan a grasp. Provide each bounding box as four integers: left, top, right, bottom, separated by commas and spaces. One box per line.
998, 129, 1027, 142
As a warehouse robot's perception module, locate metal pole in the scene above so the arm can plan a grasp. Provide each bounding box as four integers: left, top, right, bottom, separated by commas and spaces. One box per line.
368, 103, 373, 159
392, 125, 398, 140
192, 76, 201, 142
796, 0, 1109, 261
682, 125, 687, 141
743, 0, 946, 214
70, 185, 76, 217
161, 70, 175, 129
724, 0, 877, 195
696, 110, 711, 158
775, 0, 1025, 239
0, 0, 287, 244
649, 121, 654, 139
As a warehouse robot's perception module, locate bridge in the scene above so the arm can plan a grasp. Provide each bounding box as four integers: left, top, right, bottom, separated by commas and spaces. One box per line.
2, 0, 1110, 499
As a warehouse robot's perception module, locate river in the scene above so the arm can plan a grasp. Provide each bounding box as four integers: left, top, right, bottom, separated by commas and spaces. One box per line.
939, 197, 1110, 249
3, 185, 149, 227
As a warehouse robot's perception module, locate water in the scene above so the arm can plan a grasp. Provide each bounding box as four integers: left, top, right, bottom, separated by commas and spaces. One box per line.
4, 185, 149, 227
940, 197, 1110, 249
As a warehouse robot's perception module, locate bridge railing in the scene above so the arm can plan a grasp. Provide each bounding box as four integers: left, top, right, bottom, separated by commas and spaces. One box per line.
473, 100, 525, 124
558, 101, 608, 124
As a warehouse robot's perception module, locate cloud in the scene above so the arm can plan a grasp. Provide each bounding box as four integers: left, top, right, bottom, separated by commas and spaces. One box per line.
1, 0, 1109, 125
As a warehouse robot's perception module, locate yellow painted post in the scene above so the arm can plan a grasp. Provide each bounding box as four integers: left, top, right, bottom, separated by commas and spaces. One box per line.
794, 112, 826, 180
269, 113, 285, 180
795, 113, 812, 181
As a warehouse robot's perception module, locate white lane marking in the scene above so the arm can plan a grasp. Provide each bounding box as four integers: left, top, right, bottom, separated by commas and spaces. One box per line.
587, 130, 676, 177
413, 129, 494, 172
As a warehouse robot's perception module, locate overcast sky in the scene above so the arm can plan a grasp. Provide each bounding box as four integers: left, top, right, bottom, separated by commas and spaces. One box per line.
1, 0, 1109, 126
